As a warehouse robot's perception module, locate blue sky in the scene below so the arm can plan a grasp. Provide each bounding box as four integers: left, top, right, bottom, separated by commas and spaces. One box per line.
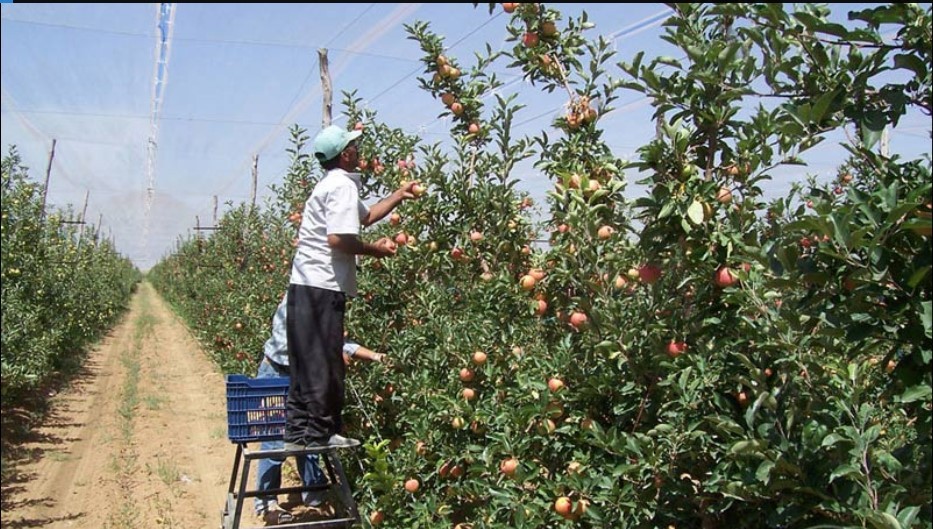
2, 3, 930, 270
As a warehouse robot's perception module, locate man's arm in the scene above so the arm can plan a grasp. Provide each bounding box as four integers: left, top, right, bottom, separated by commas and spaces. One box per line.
344, 342, 385, 363
328, 234, 396, 258
362, 181, 419, 227
351, 345, 385, 363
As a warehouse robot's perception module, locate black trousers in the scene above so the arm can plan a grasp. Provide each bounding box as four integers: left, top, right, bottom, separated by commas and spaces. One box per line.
284, 284, 346, 443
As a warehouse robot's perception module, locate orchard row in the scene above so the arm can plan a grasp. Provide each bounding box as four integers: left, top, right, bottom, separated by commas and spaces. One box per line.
151, 4, 930, 528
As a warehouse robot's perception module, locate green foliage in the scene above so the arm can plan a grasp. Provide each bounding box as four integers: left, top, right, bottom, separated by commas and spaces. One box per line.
1, 147, 140, 407
150, 3, 931, 528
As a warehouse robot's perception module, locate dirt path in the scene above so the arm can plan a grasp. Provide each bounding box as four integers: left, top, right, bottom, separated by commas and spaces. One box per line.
1, 282, 240, 529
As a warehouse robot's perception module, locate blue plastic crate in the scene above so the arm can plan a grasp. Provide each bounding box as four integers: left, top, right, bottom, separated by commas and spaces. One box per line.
225, 374, 289, 443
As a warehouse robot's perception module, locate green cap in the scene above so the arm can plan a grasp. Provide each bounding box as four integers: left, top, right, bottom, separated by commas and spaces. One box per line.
313, 125, 362, 162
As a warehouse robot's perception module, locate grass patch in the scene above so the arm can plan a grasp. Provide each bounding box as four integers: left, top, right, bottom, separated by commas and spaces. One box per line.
143, 394, 166, 410
46, 450, 71, 462
149, 457, 181, 487
106, 290, 157, 528
153, 494, 179, 528
211, 426, 227, 440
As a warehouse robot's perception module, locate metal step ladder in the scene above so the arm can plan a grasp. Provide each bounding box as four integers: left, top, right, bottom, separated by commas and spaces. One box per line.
220, 443, 360, 529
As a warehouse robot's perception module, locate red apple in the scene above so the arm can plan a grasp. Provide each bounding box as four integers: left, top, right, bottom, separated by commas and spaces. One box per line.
472, 350, 487, 365
500, 457, 519, 476
597, 225, 614, 240
520, 274, 536, 290
666, 340, 687, 358
522, 32, 539, 48
554, 497, 573, 518
534, 298, 548, 316
639, 264, 662, 284
713, 266, 737, 288
569, 311, 588, 330
716, 186, 733, 204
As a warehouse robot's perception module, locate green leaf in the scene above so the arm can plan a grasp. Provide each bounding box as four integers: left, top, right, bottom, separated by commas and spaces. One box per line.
893, 53, 927, 78
811, 89, 838, 124
860, 111, 887, 150
755, 459, 774, 484
902, 218, 932, 234
814, 22, 850, 39
922, 301, 932, 338
828, 464, 859, 483
866, 512, 901, 529
687, 200, 705, 225
731, 352, 757, 372
648, 423, 673, 436
594, 340, 616, 353
888, 202, 923, 224
708, 416, 744, 436
821, 433, 845, 448
908, 266, 931, 290
730, 439, 765, 455
829, 213, 851, 250
655, 56, 682, 68
897, 506, 920, 528
897, 384, 932, 404
718, 42, 740, 66
792, 12, 822, 31
874, 450, 903, 474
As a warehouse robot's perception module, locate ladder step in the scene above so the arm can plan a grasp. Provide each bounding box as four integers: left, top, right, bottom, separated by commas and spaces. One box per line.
237, 516, 357, 529
223, 442, 360, 529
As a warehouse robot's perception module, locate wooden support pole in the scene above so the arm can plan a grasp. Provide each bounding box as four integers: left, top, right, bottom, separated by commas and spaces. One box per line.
319, 49, 332, 128
79, 189, 90, 241
881, 126, 890, 157
250, 155, 258, 211
40, 138, 57, 220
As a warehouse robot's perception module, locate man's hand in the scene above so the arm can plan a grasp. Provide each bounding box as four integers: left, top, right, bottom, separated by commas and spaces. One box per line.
398, 180, 424, 201
363, 182, 425, 227
371, 237, 398, 258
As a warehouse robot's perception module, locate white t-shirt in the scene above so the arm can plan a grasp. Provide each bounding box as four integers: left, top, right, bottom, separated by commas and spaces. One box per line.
289, 168, 369, 296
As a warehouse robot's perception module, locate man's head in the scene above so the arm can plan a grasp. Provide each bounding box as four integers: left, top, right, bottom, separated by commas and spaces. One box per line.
313, 125, 362, 170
